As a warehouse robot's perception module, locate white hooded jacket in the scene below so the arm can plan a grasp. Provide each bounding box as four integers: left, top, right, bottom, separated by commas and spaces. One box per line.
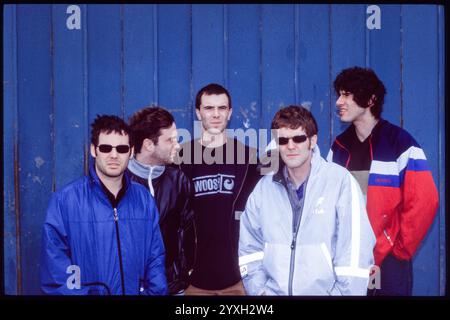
238, 146, 376, 295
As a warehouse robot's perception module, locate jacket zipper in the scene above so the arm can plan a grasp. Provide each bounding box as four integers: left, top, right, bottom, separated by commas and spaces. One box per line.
288, 231, 298, 295
114, 208, 126, 295
287, 180, 307, 296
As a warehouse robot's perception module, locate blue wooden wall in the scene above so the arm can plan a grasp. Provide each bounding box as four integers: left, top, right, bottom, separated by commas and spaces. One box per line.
3, 4, 445, 295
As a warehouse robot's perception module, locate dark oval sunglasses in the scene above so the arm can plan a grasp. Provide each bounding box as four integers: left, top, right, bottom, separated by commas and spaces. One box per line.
278, 135, 308, 146
97, 144, 130, 154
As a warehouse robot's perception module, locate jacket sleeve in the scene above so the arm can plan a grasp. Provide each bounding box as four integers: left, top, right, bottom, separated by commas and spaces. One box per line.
144, 197, 169, 295
238, 183, 268, 295
40, 193, 90, 295
392, 145, 439, 260
179, 173, 196, 286
331, 173, 376, 295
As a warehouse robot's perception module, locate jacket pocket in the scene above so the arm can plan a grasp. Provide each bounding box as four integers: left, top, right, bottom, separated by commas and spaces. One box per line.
382, 214, 394, 247
262, 242, 291, 294
295, 244, 336, 295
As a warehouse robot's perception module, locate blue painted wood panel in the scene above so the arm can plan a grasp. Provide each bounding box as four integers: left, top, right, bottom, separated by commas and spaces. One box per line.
157, 4, 192, 132
3, 4, 19, 295
192, 4, 225, 93
3, 4, 445, 295
87, 5, 122, 121
16, 4, 53, 294
123, 4, 156, 121
260, 4, 296, 131
52, 4, 87, 189
297, 4, 331, 154
402, 5, 441, 295
227, 4, 261, 147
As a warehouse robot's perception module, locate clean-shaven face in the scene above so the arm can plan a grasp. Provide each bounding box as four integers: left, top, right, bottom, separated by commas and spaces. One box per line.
151, 123, 180, 165
90, 131, 131, 179
196, 93, 232, 134
277, 127, 317, 170
336, 90, 370, 123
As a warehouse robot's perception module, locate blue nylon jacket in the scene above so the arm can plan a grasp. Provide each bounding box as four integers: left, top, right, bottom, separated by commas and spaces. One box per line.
40, 164, 168, 295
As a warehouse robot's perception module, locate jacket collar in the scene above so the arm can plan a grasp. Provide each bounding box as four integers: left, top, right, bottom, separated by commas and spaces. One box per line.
336, 118, 387, 148
127, 157, 165, 180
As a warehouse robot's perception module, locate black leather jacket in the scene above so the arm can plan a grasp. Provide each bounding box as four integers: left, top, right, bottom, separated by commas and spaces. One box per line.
128, 165, 196, 294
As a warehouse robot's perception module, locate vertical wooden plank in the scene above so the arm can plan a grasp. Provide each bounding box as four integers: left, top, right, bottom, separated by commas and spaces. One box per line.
192, 4, 224, 94
17, 4, 53, 294
368, 5, 402, 127
297, 4, 331, 154
123, 4, 156, 121
3, 4, 19, 295
402, 5, 439, 295
437, 5, 445, 296
157, 4, 192, 133
87, 5, 122, 121
227, 4, 261, 145
330, 5, 366, 141
260, 4, 295, 131
52, 4, 86, 189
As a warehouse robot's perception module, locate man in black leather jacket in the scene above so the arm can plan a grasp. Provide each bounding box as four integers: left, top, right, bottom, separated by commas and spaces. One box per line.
127, 106, 195, 295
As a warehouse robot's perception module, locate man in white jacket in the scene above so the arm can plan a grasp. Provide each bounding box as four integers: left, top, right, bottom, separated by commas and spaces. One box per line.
239, 105, 375, 295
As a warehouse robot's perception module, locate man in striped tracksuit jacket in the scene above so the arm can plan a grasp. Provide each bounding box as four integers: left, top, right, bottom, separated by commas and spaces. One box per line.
327, 66, 439, 296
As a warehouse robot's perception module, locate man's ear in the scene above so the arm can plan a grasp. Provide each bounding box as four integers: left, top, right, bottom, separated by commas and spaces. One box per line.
195, 108, 202, 121
143, 138, 155, 152
310, 135, 318, 150
227, 107, 233, 121
90, 144, 96, 158
368, 94, 377, 108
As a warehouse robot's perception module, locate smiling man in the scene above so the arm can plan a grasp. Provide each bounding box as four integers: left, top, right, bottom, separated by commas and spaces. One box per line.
40, 115, 167, 295
327, 66, 439, 296
239, 105, 375, 295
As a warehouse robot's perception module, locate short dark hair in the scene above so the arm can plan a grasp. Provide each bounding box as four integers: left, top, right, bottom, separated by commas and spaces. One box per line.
129, 106, 175, 154
90, 114, 131, 147
271, 105, 318, 137
333, 66, 386, 119
195, 83, 232, 110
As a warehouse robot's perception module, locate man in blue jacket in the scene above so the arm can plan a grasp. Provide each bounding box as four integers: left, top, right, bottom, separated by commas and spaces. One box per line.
40, 115, 168, 295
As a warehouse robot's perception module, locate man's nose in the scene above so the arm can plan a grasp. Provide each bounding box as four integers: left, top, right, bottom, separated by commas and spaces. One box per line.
336, 95, 345, 107
287, 139, 296, 149
110, 148, 119, 158
213, 107, 220, 117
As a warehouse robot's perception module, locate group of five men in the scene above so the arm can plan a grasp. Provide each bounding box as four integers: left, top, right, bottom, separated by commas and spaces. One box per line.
40, 66, 438, 296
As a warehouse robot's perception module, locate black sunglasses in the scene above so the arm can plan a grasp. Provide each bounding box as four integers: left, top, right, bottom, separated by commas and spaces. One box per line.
97, 144, 130, 154
278, 135, 308, 146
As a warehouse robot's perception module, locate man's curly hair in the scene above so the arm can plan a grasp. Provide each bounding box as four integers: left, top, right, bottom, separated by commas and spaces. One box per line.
333, 66, 386, 119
